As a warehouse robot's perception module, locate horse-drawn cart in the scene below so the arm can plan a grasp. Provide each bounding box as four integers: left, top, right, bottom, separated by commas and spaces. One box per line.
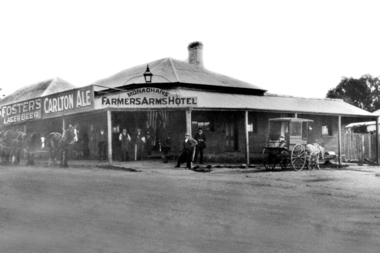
262, 117, 321, 171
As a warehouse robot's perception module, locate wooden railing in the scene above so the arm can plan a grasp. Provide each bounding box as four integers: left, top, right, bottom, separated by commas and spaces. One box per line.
341, 132, 376, 163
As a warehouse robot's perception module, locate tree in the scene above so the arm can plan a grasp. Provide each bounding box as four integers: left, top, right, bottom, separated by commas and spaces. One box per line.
326, 74, 380, 112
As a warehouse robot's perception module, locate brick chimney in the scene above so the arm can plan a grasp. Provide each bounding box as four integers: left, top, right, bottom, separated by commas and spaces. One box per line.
188, 41, 204, 68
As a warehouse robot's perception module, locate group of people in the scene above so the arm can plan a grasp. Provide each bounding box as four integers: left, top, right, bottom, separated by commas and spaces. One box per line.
97, 127, 149, 162
175, 128, 207, 170
118, 127, 147, 162
95, 125, 208, 168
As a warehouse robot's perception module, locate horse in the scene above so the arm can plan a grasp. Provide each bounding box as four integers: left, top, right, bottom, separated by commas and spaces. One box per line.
306, 143, 324, 170
46, 125, 78, 167
0, 129, 43, 165
0, 129, 27, 165
0, 129, 8, 163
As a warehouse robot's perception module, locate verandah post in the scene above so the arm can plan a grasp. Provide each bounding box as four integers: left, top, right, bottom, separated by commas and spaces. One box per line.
107, 110, 113, 165
245, 111, 250, 166
186, 109, 194, 166
62, 118, 66, 132
186, 109, 192, 136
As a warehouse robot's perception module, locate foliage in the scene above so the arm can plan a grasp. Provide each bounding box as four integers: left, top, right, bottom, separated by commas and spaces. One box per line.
350, 125, 370, 134
326, 74, 380, 112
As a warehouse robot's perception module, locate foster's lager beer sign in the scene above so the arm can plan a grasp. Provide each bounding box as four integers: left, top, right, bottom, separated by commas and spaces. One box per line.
0, 98, 42, 126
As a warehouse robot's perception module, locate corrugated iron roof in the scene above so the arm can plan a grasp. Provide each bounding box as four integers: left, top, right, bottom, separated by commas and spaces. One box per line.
93, 58, 266, 92
268, 117, 314, 122
175, 89, 373, 117
0, 77, 77, 106
345, 121, 376, 128
372, 109, 380, 115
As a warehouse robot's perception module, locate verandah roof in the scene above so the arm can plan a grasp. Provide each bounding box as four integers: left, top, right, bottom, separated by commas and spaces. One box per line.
175, 89, 373, 117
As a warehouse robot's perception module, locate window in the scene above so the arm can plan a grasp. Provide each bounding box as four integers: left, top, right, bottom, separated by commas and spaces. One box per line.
302, 122, 308, 140
322, 121, 333, 136
291, 122, 302, 136
248, 115, 258, 133
269, 121, 289, 140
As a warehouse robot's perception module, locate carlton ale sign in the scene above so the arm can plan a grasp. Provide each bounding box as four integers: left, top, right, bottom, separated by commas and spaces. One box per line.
0, 98, 42, 126
95, 87, 197, 109
42, 86, 94, 118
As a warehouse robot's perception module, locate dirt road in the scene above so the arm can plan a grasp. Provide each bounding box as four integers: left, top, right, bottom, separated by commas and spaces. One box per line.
0, 163, 379, 253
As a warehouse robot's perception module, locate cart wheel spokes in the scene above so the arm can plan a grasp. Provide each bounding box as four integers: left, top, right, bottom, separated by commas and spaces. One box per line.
262, 147, 276, 170
291, 144, 306, 171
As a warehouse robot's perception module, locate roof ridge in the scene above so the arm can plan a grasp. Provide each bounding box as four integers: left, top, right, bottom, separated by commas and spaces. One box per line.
168, 58, 181, 82
41, 78, 56, 96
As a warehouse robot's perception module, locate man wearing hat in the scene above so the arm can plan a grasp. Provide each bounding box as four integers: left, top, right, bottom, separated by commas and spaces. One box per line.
194, 128, 206, 164
175, 132, 197, 169
119, 128, 131, 161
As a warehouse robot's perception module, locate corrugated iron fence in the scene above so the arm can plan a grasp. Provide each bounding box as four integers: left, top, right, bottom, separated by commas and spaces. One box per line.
342, 132, 377, 162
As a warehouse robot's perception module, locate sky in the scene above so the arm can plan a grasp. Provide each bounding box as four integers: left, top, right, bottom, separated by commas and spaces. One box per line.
0, 0, 379, 99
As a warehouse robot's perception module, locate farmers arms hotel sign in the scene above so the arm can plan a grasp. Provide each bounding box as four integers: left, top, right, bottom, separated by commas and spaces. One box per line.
96, 87, 197, 108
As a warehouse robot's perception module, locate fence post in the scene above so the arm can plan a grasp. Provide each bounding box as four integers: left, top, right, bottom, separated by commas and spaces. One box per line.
368, 134, 371, 160
362, 134, 365, 162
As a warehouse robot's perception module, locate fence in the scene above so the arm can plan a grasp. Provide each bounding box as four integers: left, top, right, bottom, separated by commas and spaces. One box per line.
342, 132, 377, 162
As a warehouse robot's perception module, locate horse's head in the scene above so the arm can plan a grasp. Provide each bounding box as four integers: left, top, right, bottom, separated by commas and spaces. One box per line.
27, 132, 42, 148
64, 125, 78, 144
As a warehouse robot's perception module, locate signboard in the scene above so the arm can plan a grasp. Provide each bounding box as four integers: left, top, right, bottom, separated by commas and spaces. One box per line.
0, 98, 42, 126
95, 87, 197, 109
42, 86, 94, 118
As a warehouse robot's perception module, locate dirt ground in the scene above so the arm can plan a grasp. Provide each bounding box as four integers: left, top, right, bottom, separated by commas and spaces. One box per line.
0, 161, 379, 253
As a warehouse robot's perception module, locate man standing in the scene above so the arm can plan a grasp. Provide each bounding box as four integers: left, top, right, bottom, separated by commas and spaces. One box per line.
98, 128, 107, 162
119, 128, 131, 161
175, 132, 197, 169
159, 122, 171, 163
133, 128, 145, 160
194, 128, 206, 164
144, 121, 154, 156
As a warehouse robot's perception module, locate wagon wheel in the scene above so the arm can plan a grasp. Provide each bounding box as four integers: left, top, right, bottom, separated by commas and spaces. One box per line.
280, 150, 289, 169
291, 144, 306, 171
262, 146, 277, 170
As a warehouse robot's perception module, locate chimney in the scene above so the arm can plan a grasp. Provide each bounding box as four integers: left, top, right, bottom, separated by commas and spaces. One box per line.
188, 41, 204, 68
